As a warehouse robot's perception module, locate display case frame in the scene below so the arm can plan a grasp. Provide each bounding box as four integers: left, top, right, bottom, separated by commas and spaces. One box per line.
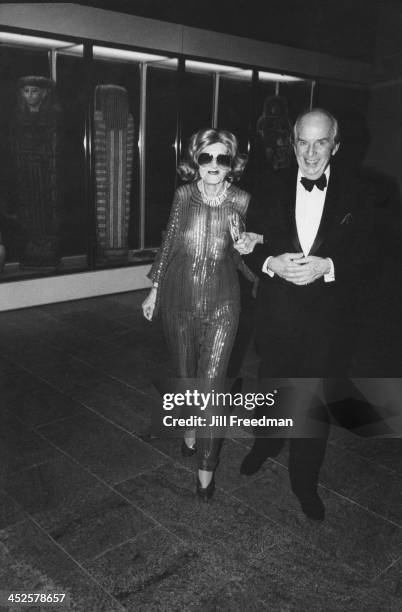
0, 22, 315, 298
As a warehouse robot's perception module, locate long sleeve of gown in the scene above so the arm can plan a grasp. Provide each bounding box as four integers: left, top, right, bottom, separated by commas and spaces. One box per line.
147, 187, 182, 286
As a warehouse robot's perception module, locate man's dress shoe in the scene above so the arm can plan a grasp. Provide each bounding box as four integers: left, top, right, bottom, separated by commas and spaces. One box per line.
296, 492, 325, 521
240, 451, 267, 475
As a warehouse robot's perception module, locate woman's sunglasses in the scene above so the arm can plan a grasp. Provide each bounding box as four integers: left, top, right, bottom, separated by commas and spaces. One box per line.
197, 153, 232, 168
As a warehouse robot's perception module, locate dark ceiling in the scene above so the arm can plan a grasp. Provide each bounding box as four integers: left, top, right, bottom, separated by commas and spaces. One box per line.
72, 0, 395, 62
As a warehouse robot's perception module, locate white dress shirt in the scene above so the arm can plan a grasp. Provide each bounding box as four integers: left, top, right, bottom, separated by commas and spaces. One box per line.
263, 166, 334, 282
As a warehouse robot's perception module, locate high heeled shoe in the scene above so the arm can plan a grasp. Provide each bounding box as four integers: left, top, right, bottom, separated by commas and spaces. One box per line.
196, 473, 215, 501
181, 439, 196, 457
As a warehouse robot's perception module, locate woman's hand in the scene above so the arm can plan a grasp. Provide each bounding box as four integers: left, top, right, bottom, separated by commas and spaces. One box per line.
142, 287, 157, 321
234, 232, 263, 255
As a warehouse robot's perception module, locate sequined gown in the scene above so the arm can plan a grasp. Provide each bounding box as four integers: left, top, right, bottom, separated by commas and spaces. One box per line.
148, 181, 250, 470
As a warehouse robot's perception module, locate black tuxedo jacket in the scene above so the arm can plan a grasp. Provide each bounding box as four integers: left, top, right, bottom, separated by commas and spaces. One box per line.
245, 163, 371, 347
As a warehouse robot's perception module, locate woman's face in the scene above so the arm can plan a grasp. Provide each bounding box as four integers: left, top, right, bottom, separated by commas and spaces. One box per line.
197, 142, 231, 186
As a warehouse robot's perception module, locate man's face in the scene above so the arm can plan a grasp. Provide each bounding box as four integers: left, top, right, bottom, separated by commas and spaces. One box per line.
294, 113, 339, 180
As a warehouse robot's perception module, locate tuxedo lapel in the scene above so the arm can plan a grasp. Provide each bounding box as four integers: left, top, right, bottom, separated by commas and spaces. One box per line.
309, 166, 342, 255
285, 168, 302, 252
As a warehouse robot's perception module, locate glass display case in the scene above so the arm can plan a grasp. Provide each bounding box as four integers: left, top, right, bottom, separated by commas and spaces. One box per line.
145, 58, 178, 249
253, 71, 315, 173
181, 60, 215, 146
217, 68, 253, 153
0, 30, 315, 283
0, 33, 87, 278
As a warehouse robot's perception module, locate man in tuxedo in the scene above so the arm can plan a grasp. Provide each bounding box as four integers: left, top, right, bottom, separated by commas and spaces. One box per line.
235, 108, 368, 521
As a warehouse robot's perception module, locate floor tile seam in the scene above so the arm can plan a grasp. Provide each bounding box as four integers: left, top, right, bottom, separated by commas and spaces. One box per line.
3, 347, 162, 404
6, 512, 126, 611
328, 438, 398, 475
31, 398, 149, 433
221, 475, 275, 495
5, 450, 194, 541
0, 333, 83, 363
33, 412, 96, 430
1, 353, 104, 393
111, 461, 264, 549
34, 397, 186, 466
190, 553, 273, 590
6, 399, 402, 531
5, 316, 399, 575
5, 346, 123, 382
149, 448, 246, 483
13, 374, 158, 452
0, 353, 42, 378
74, 352, 174, 378
0, 515, 26, 534
84, 525, 163, 564
264, 534, 394, 587
102, 379, 167, 405
5, 381, 129, 432
43, 349, 174, 398
0, 488, 28, 532
22, 427, 167, 533
221, 458, 287, 494
77, 400, 149, 427
47, 333, 125, 354
53, 306, 136, 318
68, 374, 161, 409
112, 457, 196, 492
110, 485, 204, 554
33, 404, 151, 448
221, 488, 297, 543
226, 488, 401, 580
100, 324, 151, 339
17, 377, 196, 486
317, 484, 402, 529
138, 441, 284, 489
372, 555, 402, 581
3, 390, 128, 433
225, 435, 254, 447
141, 442, 203, 472
80, 372, 162, 400
112, 458, 173, 488
1, 396, 78, 430
349, 481, 380, 501
7, 458, 59, 479
325, 552, 401, 585
35, 351, 114, 376
47, 326, 165, 360
38, 310, 135, 347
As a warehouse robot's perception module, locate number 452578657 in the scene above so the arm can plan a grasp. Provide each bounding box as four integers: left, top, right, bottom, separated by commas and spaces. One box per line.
7, 593, 66, 604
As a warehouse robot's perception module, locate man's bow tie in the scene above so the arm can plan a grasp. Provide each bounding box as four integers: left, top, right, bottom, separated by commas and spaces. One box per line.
300, 174, 327, 192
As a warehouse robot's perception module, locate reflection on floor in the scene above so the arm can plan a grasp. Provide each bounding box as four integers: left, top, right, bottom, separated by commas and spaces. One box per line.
0, 290, 401, 611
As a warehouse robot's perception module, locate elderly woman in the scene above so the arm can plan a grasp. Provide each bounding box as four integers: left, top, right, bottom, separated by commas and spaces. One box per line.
142, 128, 250, 500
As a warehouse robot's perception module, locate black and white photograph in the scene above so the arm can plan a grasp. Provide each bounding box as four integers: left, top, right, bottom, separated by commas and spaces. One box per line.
0, 1, 401, 610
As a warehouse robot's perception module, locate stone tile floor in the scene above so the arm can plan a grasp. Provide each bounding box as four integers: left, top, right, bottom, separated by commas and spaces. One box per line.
0, 290, 401, 611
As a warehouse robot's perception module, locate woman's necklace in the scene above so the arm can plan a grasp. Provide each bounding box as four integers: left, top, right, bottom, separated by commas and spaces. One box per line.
198, 180, 228, 207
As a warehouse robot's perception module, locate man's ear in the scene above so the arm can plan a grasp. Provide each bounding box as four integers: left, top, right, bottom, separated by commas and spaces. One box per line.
332, 143, 340, 156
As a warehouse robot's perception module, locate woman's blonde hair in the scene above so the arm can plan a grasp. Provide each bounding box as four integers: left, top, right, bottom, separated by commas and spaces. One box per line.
178, 128, 247, 182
